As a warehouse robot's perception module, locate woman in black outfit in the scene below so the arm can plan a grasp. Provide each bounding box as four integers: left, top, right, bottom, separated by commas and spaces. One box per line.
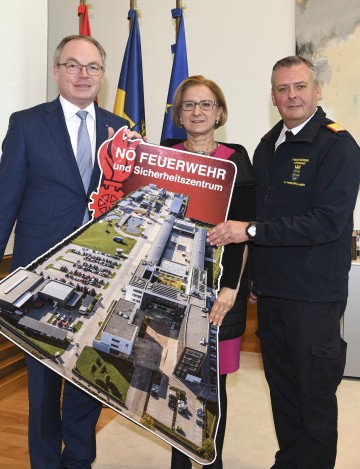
163, 76, 256, 468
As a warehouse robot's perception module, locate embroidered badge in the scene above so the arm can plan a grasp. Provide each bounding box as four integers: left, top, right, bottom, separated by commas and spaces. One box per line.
284, 158, 309, 187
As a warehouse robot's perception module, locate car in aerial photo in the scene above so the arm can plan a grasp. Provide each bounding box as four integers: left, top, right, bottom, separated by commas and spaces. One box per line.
150, 384, 159, 398
168, 394, 177, 409
196, 408, 205, 418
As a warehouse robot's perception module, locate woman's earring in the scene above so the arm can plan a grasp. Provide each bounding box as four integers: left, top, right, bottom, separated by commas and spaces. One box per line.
215, 119, 219, 125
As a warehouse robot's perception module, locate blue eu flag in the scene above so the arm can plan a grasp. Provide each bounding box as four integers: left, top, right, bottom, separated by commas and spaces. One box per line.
160, 8, 189, 145
114, 10, 146, 136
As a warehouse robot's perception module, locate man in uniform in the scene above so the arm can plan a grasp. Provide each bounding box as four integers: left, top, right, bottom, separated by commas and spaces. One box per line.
207, 56, 360, 468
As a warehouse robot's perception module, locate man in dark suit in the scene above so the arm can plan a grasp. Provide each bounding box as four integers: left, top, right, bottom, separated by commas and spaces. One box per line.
0, 35, 137, 468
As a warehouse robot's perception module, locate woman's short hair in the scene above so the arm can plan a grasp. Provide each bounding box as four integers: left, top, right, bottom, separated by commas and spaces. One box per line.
53, 34, 106, 69
172, 75, 228, 129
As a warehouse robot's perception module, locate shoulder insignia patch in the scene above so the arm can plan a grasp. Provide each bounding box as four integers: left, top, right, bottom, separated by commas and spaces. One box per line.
327, 123, 346, 133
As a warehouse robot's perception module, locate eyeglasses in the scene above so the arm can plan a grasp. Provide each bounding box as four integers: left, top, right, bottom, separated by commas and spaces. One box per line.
57, 62, 104, 76
181, 100, 218, 111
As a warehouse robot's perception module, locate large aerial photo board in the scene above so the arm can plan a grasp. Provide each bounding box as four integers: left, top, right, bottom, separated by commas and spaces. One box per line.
0, 128, 236, 465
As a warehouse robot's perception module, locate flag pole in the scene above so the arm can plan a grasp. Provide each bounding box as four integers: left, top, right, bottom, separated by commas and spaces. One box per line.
175, 0, 182, 40
130, 1, 136, 30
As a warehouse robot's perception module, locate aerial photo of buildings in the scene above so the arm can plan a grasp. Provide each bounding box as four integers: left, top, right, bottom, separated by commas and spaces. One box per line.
0, 183, 223, 463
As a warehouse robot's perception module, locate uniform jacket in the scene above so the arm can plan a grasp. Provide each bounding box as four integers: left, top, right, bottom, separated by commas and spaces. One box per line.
0, 97, 128, 270
252, 107, 360, 302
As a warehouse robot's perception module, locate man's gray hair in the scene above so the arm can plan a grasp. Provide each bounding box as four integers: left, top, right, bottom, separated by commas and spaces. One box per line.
53, 34, 106, 69
271, 55, 319, 88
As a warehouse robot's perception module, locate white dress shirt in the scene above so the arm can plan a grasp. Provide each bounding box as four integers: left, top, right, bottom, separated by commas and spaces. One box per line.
274, 108, 318, 150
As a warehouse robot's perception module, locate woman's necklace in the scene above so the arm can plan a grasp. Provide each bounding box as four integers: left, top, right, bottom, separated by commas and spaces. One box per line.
183, 140, 219, 155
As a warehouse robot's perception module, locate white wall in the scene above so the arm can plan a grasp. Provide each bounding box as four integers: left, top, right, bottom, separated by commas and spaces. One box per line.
0, 0, 48, 254
47, 0, 296, 158
0, 1, 47, 141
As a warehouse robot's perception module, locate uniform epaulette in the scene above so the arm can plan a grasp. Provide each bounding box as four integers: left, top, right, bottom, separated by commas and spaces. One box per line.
326, 122, 346, 133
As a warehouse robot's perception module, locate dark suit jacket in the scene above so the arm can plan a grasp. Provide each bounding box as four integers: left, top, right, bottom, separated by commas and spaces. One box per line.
0, 97, 128, 270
